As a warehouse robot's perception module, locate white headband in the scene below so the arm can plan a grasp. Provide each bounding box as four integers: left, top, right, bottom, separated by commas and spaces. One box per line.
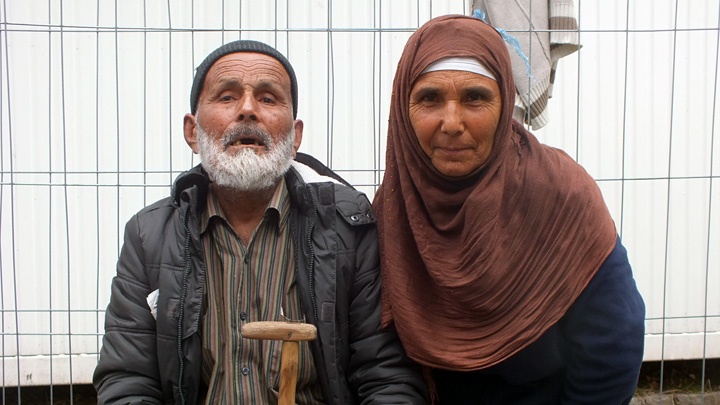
421, 57, 496, 81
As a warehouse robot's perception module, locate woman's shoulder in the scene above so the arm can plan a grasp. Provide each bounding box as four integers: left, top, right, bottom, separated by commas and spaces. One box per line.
566, 237, 645, 323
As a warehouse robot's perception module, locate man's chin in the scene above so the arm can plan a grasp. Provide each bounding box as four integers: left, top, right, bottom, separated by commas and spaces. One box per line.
212, 180, 277, 192
205, 168, 286, 192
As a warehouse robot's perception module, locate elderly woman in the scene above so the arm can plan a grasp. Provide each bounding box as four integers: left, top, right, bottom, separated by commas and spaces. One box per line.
373, 14, 646, 404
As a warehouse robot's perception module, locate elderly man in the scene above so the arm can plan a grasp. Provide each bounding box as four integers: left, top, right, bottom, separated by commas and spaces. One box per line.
93, 40, 427, 405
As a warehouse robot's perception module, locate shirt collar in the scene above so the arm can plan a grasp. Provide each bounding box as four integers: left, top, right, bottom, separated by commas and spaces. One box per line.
199, 176, 291, 235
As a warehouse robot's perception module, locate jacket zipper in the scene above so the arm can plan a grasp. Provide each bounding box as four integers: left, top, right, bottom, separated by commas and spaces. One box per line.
176, 204, 192, 405
305, 189, 319, 325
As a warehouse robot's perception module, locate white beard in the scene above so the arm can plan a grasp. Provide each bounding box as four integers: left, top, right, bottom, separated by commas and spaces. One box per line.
196, 122, 296, 191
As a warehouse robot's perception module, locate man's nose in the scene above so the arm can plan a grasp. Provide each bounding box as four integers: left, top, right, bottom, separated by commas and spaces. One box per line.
238, 95, 258, 121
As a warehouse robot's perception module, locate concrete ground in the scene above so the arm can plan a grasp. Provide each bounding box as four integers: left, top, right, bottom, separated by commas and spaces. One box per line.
632, 391, 720, 405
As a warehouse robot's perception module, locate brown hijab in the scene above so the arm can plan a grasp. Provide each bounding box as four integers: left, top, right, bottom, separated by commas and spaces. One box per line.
374, 14, 617, 371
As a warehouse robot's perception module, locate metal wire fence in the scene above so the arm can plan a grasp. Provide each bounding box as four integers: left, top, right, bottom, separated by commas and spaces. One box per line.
1, 0, 718, 402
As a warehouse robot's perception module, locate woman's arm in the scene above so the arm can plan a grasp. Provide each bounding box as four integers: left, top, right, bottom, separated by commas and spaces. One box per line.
560, 238, 646, 404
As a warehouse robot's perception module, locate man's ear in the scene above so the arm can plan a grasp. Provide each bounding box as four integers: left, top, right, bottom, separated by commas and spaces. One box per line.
184, 113, 199, 154
292, 119, 304, 157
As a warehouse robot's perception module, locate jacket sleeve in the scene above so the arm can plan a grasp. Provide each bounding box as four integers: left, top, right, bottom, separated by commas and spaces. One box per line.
93, 214, 164, 405
559, 238, 646, 405
345, 222, 429, 404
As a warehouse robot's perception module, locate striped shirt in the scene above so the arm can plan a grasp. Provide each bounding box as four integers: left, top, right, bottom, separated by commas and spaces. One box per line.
199, 178, 325, 404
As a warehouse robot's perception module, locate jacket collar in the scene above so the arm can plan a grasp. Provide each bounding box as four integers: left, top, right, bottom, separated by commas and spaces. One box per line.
170, 153, 348, 211
171, 164, 210, 208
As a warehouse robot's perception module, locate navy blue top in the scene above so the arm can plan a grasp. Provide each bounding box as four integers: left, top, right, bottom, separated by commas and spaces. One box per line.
433, 238, 646, 404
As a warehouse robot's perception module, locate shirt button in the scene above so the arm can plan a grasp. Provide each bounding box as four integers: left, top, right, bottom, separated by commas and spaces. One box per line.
241, 366, 250, 376
244, 256, 250, 264
240, 312, 247, 321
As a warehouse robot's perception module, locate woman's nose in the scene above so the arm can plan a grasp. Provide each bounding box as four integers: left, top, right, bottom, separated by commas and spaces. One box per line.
440, 102, 464, 136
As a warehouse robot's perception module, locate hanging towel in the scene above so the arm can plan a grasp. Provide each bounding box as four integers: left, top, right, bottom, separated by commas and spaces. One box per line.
471, 0, 580, 129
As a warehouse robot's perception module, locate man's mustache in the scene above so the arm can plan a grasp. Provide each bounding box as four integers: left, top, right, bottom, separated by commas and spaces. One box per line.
221, 125, 274, 149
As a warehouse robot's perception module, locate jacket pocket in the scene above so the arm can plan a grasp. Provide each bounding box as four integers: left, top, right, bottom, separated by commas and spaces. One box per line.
155, 265, 185, 338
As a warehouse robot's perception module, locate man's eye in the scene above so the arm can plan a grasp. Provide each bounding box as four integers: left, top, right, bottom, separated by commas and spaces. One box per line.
260, 96, 275, 104
220, 95, 234, 101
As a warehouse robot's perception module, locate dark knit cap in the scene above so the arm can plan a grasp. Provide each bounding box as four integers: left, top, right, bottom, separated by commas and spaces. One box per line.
189, 40, 298, 118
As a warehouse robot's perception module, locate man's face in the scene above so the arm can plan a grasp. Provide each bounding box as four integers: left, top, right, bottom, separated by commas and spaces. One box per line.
184, 52, 304, 190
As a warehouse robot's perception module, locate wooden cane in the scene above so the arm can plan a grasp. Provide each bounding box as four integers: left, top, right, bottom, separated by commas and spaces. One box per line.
241, 321, 317, 405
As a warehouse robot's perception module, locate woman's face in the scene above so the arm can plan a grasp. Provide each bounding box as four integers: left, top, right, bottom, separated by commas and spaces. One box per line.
409, 70, 502, 177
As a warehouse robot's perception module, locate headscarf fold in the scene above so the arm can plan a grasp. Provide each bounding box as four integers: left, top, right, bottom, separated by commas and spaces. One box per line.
374, 14, 617, 371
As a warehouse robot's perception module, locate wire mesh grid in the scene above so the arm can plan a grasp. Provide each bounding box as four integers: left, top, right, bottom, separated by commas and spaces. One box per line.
1, 0, 718, 402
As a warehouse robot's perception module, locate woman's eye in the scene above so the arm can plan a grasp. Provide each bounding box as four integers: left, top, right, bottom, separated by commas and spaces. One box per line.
421, 93, 438, 102
467, 92, 484, 102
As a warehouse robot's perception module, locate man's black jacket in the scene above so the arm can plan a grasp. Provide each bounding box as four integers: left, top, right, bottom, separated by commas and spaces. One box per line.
93, 154, 428, 404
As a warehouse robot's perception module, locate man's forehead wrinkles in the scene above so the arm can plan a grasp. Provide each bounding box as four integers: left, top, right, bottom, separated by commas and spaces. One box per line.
210, 58, 288, 81
213, 78, 283, 92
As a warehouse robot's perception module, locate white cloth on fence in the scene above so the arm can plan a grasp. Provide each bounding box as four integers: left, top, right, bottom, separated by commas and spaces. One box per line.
471, 0, 580, 129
